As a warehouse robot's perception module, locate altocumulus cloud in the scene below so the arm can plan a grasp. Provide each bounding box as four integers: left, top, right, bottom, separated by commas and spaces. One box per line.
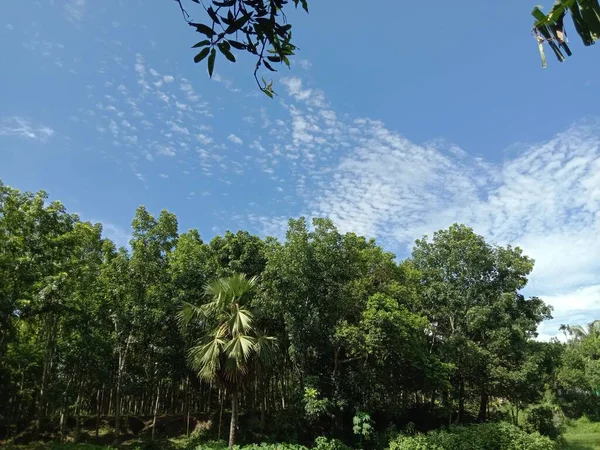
264, 77, 600, 338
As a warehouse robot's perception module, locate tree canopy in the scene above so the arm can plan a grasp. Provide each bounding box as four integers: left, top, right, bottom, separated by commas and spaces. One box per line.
1, 179, 597, 448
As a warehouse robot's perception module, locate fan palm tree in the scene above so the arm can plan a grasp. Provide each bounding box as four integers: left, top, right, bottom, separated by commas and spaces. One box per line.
560, 319, 600, 341
179, 273, 276, 448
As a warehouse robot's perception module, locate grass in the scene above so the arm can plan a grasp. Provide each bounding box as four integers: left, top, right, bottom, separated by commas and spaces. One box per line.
562, 417, 600, 449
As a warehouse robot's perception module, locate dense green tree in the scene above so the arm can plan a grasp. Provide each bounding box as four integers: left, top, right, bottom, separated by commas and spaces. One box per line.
411, 224, 552, 422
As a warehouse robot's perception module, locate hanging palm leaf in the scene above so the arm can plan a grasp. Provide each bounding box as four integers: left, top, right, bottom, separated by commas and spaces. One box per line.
531, 0, 600, 65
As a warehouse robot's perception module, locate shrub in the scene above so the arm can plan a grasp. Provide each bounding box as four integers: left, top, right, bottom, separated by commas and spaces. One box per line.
523, 404, 563, 440
239, 444, 309, 450
388, 422, 557, 450
313, 436, 352, 450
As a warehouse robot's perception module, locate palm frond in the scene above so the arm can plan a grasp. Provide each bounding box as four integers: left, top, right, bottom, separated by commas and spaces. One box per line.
224, 334, 256, 367
188, 334, 225, 381
254, 332, 279, 368
178, 300, 206, 328
229, 305, 254, 336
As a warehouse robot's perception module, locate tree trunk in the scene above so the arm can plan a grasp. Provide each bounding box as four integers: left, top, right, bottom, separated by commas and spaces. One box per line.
95, 388, 102, 438
477, 391, 488, 422
457, 379, 465, 423
218, 389, 225, 441
228, 390, 239, 449
114, 331, 132, 443
74, 381, 83, 442
37, 314, 58, 430
151, 384, 160, 441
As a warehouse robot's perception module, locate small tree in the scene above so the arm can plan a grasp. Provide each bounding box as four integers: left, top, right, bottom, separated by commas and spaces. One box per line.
180, 273, 277, 449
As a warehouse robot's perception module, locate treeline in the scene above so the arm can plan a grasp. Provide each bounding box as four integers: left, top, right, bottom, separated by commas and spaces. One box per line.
0, 180, 597, 446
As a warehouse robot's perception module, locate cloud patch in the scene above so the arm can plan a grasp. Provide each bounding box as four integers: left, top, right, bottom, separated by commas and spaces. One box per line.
0, 117, 55, 142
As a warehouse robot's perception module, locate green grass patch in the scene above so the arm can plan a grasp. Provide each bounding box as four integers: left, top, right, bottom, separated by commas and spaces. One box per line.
562, 417, 600, 449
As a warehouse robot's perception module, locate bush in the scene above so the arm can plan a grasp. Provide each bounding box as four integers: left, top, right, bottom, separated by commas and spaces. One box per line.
313, 436, 351, 450
238, 444, 309, 450
523, 404, 563, 440
388, 422, 557, 450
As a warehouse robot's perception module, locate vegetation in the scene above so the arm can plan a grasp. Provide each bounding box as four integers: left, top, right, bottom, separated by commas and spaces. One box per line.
1, 179, 599, 450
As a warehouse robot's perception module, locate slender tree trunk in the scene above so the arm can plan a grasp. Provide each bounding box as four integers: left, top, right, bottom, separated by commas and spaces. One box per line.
477, 390, 488, 422
184, 377, 190, 437
151, 384, 160, 441
114, 331, 132, 443
229, 390, 239, 449
37, 314, 58, 430
96, 388, 102, 438
74, 381, 84, 442
260, 382, 266, 431
218, 389, 225, 441
457, 378, 465, 423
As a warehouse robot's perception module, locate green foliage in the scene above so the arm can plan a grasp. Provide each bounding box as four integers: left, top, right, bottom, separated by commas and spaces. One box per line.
0, 181, 579, 450
176, 0, 308, 96
352, 411, 374, 441
303, 387, 331, 421
388, 422, 557, 450
523, 404, 563, 440
313, 436, 351, 450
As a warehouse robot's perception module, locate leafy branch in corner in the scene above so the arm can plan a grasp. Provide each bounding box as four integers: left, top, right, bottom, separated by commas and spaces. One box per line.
174, 0, 308, 97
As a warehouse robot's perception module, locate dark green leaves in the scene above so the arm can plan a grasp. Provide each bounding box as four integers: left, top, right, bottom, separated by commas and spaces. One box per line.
218, 42, 236, 62
194, 47, 210, 63
180, 0, 310, 96
208, 48, 216, 77
192, 40, 210, 48
191, 22, 216, 37
228, 40, 247, 50
207, 7, 221, 25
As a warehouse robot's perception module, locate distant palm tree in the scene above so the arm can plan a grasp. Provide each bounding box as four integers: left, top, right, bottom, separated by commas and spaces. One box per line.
560, 319, 600, 341
179, 273, 276, 449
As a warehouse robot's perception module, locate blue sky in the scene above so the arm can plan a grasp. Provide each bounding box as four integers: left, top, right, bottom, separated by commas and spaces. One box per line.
1, 0, 600, 338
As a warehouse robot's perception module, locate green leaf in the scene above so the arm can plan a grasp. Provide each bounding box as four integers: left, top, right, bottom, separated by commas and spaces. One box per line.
194, 47, 211, 63
225, 13, 252, 34
263, 60, 276, 71
192, 23, 216, 37
267, 56, 282, 63
218, 42, 236, 62
213, 0, 236, 6
228, 40, 247, 50
300, 0, 309, 13
208, 48, 216, 77
207, 7, 221, 25
192, 40, 210, 48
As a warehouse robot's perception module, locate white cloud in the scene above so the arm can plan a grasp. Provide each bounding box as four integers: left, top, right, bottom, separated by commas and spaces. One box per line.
156, 145, 176, 157
163, 75, 175, 83
228, 134, 244, 145
0, 117, 55, 142
64, 0, 86, 22
168, 121, 189, 135
281, 77, 326, 108
6, 24, 14, 31
159, 173, 169, 178
298, 59, 312, 70
197, 134, 213, 145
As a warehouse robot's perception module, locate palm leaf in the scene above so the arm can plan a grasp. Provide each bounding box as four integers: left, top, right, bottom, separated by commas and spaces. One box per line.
224, 334, 257, 367
229, 305, 254, 336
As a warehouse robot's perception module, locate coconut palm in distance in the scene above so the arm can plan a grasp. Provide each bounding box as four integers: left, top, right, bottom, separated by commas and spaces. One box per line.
179, 273, 277, 449
560, 319, 600, 341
